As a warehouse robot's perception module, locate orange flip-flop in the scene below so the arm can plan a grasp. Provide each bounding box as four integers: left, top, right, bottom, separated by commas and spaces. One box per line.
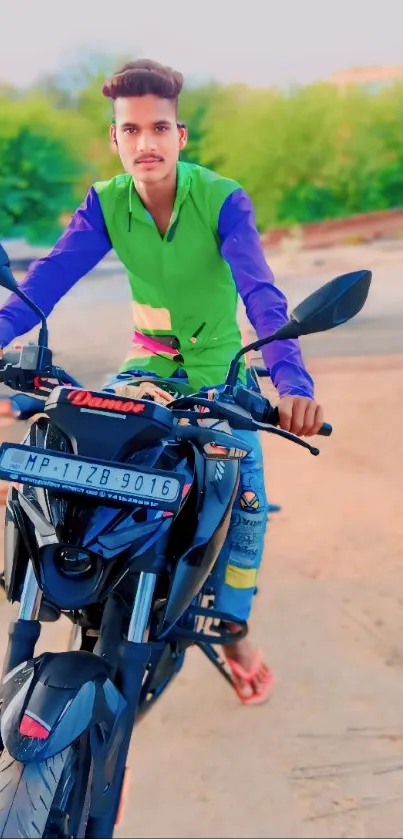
224, 651, 274, 705
0, 399, 14, 423
0, 400, 11, 412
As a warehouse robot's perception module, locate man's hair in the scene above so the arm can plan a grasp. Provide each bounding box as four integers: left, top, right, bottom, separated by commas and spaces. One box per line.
102, 59, 184, 109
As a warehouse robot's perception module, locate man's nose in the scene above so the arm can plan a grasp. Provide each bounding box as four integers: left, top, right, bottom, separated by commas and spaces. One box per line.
137, 130, 157, 152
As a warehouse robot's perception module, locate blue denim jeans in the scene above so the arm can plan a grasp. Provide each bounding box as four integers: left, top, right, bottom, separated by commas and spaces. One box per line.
211, 426, 268, 621
106, 369, 268, 623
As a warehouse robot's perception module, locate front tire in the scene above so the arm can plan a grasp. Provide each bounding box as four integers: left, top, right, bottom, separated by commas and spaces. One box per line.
0, 745, 91, 838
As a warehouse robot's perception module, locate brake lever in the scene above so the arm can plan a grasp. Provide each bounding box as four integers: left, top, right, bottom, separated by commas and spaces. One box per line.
172, 396, 320, 454
172, 408, 224, 424
253, 421, 320, 456
174, 422, 252, 455
171, 396, 256, 429
51, 367, 82, 388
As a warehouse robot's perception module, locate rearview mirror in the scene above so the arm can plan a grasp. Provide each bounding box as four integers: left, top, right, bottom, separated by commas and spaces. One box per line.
273, 269, 372, 340
224, 269, 372, 390
0, 244, 20, 293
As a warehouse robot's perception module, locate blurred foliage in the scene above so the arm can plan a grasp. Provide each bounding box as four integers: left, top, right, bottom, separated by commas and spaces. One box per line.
1, 55, 403, 242
0, 96, 86, 243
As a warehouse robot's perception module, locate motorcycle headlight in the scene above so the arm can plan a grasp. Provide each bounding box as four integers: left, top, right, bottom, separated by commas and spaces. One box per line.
58, 548, 94, 577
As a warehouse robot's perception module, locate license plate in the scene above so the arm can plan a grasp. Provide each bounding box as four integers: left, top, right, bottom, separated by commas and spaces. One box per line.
0, 444, 183, 511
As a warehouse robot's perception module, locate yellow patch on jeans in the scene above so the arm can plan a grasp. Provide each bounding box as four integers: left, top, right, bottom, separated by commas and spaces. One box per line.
225, 564, 258, 589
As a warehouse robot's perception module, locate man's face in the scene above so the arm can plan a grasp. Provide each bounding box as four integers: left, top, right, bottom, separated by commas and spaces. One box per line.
111, 94, 187, 183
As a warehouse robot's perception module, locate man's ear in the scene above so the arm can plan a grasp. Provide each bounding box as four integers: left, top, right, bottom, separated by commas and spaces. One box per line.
177, 122, 188, 151
110, 122, 119, 153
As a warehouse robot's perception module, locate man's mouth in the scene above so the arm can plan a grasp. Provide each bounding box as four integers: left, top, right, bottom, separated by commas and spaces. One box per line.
135, 156, 163, 165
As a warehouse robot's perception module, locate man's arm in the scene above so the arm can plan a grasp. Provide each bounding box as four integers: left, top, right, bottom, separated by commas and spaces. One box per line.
218, 188, 314, 399
0, 187, 112, 348
218, 188, 324, 436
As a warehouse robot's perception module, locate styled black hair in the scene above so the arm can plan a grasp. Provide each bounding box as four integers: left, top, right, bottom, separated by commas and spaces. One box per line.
102, 58, 183, 110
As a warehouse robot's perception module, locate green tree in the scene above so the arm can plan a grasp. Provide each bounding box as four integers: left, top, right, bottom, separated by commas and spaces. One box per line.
178, 82, 221, 164
199, 80, 403, 228
29, 53, 132, 186
199, 84, 290, 228
0, 97, 86, 243
4, 55, 403, 242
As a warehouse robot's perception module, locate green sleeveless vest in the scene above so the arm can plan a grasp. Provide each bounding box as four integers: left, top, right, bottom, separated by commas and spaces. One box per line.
94, 162, 245, 390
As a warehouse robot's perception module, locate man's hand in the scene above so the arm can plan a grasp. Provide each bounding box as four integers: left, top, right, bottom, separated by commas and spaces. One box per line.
278, 395, 324, 437
113, 381, 175, 406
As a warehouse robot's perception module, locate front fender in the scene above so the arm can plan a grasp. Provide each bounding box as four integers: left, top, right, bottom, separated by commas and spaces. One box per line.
0, 650, 126, 762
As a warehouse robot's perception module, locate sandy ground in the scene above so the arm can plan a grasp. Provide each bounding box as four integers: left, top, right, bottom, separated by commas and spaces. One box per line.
0, 241, 402, 837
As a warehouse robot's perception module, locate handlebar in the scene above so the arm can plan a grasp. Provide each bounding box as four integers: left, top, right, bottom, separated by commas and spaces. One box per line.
248, 365, 332, 437
0, 350, 82, 392
0, 347, 332, 456
171, 389, 331, 457
268, 407, 332, 438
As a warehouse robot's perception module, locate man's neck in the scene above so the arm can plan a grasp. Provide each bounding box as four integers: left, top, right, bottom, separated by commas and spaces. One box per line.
134, 167, 177, 213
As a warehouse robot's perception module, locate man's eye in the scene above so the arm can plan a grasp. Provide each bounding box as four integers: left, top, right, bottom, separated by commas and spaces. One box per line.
156, 125, 169, 132
123, 127, 137, 135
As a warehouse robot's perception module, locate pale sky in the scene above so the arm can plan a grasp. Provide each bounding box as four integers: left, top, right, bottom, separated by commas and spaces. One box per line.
1, 0, 403, 89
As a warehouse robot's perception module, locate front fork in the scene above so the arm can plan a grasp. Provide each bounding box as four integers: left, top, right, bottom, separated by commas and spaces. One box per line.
68, 571, 158, 652
3, 564, 157, 673
87, 571, 157, 837
128, 571, 156, 639
18, 560, 42, 621
2, 560, 43, 678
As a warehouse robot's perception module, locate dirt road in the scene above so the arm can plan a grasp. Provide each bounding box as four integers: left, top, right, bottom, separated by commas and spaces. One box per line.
0, 243, 402, 837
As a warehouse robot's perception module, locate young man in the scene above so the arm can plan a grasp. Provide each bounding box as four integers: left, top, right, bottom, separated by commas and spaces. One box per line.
0, 59, 323, 704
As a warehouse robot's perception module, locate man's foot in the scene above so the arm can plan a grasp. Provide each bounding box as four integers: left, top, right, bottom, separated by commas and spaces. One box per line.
223, 622, 274, 705
0, 482, 8, 505
0, 399, 14, 427
224, 623, 259, 670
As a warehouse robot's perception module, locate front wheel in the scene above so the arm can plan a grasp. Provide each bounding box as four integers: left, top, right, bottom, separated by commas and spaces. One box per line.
0, 741, 92, 839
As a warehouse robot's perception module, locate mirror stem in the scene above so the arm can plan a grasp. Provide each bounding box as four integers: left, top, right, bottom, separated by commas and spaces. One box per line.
13, 287, 48, 348
224, 334, 276, 394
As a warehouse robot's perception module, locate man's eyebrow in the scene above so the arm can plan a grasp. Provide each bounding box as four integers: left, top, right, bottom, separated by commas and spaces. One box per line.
120, 120, 173, 129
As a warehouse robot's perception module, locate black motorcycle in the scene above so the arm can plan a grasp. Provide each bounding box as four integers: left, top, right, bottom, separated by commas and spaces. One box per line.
0, 243, 371, 838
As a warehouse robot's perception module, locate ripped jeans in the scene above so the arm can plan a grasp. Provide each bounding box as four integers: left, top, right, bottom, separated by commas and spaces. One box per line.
106, 368, 269, 624
211, 427, 268, 622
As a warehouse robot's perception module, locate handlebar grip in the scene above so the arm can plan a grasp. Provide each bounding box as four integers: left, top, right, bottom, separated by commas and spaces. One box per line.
269, 407, 332, 437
